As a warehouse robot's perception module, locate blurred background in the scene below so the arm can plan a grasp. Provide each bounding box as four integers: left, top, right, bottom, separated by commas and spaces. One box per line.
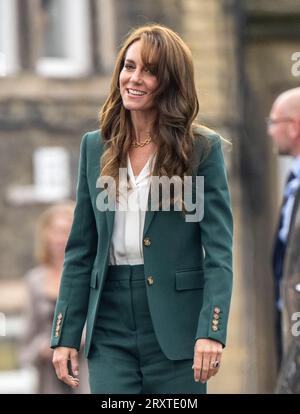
0, 0, 300, 393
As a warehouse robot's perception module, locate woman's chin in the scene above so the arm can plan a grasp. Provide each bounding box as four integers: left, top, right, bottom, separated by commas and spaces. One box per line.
122, 102, 154, 114
123, 102, 141, 111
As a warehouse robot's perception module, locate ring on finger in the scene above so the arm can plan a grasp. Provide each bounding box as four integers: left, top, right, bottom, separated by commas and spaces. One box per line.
210, 360, 220, 369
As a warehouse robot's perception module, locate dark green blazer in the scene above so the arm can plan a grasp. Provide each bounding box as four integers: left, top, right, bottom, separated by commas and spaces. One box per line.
50, 128, 233, 360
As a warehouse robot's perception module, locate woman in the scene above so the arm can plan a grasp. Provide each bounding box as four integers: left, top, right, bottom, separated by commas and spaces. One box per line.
51, 24, 233, 394
20, 202, 89, 394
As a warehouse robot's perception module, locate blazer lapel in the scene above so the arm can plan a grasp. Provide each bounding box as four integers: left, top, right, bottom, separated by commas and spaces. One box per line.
143, 186, 156, 238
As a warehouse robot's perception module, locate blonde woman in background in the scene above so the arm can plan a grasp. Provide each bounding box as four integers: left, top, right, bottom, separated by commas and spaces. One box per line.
20, 202, 89, 394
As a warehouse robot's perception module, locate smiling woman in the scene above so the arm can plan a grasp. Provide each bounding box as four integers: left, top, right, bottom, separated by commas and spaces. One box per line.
119, 41, 159, 110
119, 41, 159, 151
50, 24, 233, 395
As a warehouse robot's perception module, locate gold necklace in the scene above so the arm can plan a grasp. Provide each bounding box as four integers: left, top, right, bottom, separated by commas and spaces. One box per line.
132, 133, 152, 147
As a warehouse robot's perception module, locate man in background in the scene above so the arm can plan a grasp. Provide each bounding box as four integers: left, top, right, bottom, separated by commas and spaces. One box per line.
268, 87, 300, 393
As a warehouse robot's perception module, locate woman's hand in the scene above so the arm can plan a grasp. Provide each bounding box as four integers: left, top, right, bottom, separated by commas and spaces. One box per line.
52, 347, 80, 388
192, 338, 222, 383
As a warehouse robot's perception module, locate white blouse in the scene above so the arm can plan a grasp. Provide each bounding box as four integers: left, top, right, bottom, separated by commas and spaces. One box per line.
109, 151, 157, 265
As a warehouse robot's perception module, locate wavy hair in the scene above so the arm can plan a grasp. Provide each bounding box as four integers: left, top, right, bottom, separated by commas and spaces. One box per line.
99, 24, 210, 210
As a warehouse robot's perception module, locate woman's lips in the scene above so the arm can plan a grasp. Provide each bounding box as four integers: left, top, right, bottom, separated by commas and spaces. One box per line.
126, 88, 147, 97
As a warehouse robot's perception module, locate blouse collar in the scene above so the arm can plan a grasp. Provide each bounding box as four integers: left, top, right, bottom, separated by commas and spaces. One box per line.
127, 152, 157, 187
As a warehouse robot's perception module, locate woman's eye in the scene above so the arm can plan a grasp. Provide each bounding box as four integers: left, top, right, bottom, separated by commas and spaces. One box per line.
124, 64, 134, 70
144, 67, 155, 75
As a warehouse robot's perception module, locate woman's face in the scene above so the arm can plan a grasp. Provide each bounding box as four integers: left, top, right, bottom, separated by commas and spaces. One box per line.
119, 40, 159, 113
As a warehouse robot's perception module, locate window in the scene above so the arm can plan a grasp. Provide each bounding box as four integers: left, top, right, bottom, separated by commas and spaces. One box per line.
0, 0, 19, 76
36, 0, 92, 77
40, 0, 66, 59
97, 0, 116, 73
6, 147, 71, 205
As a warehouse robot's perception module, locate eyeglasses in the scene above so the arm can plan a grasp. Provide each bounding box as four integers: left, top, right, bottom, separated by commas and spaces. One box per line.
265, 117, 294, 127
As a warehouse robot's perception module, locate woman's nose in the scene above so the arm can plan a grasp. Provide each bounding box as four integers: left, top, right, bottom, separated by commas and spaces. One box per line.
130, 69, 142, 83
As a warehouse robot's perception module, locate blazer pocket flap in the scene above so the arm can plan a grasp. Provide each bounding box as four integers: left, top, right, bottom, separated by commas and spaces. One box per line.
90, 268, 98, 289
175, 268, 204, 290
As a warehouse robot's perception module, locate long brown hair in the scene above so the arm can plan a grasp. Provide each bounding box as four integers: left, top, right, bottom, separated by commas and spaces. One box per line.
99, 24, 210, 209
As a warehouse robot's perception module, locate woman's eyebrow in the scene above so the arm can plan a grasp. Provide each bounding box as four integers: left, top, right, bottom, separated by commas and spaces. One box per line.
124, 59, 135, 64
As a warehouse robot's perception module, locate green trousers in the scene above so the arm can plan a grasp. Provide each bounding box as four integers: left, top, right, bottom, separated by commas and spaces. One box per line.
88, 264, 206, 394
